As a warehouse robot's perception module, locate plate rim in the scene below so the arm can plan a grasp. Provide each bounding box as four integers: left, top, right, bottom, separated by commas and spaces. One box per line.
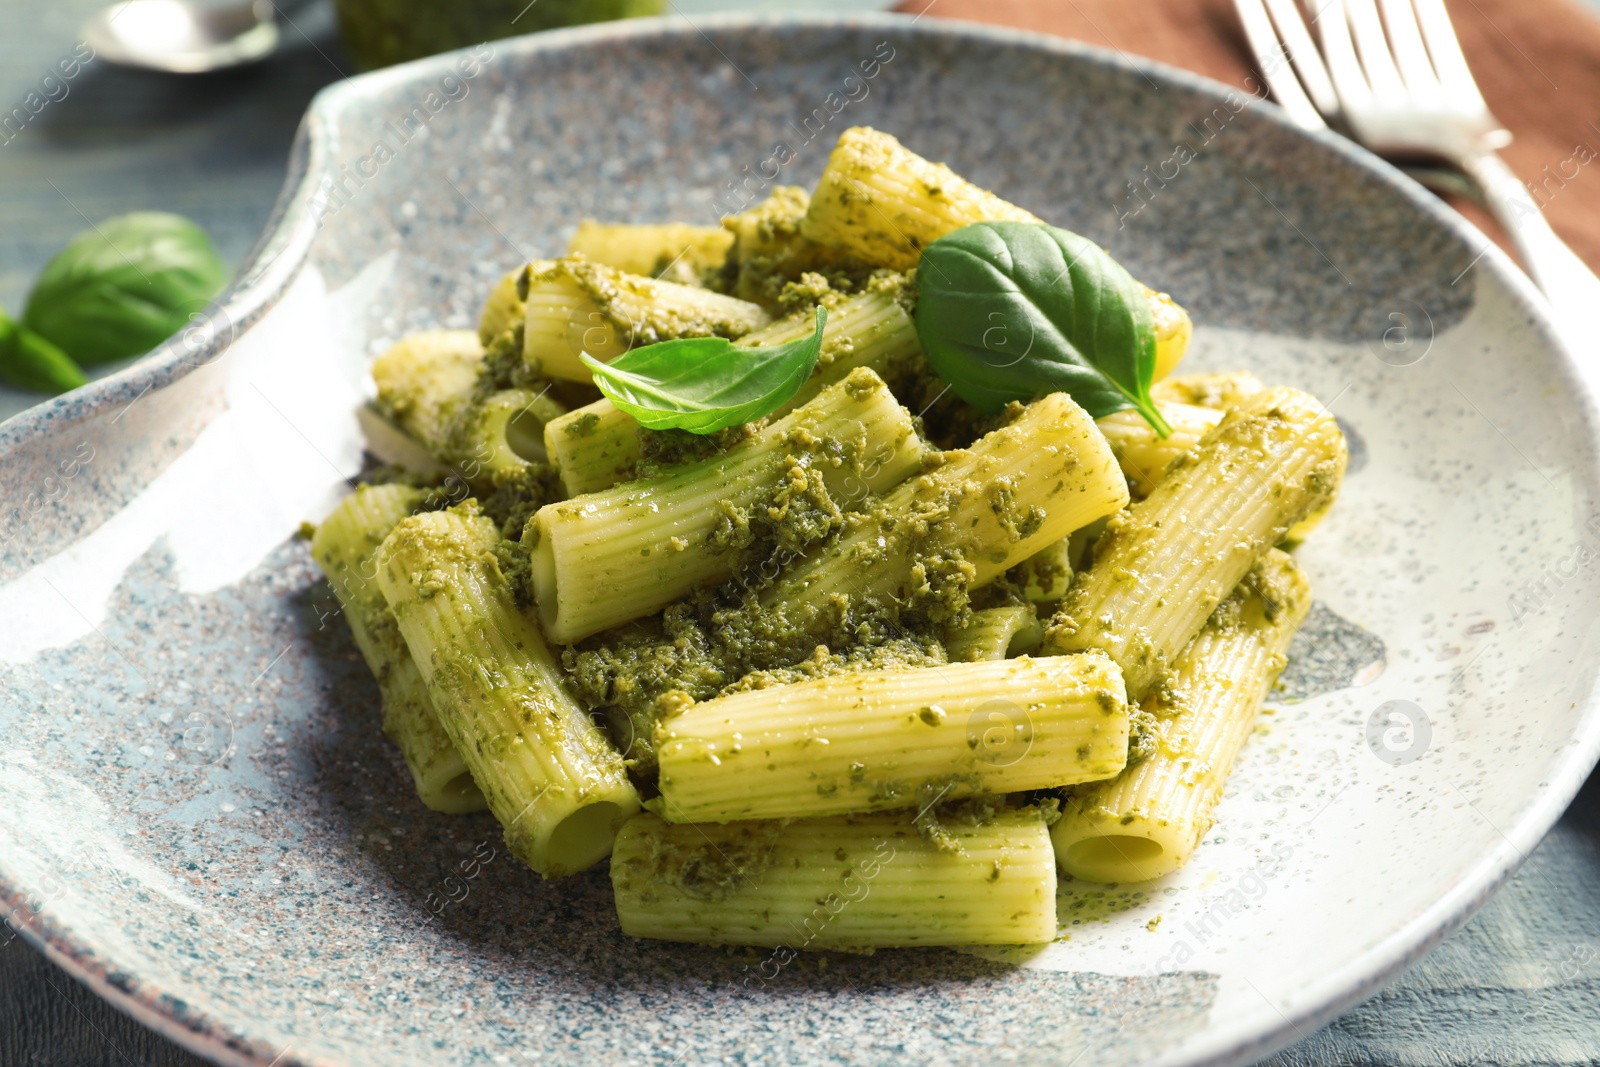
2, 12, 1598, 1067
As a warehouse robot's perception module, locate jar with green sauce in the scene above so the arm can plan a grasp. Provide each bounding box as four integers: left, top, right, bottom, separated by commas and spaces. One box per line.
333, 0, 664, 69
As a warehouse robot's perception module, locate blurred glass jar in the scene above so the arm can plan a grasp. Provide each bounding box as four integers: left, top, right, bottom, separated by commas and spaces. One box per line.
333, 0, 664, 69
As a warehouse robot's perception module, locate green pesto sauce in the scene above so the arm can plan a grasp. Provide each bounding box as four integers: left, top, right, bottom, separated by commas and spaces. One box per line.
911, 793, 1005, 854
707, 458, 843, 559
711, 187, 878, 308
634, 421, 757, 479
565, 259, 750, 344
987, 480, 1048, 541
455, 273, 1185, 794
561, 400, 1074, 776
624, 824, 783, 903
1125, 704, 1159, 765
564, 411, 602, 438
477, 323, 542, 396
901, 358, 1021, 451
413, 459, 558, 544
567, 597, 948, 776
560, 415, 962, 771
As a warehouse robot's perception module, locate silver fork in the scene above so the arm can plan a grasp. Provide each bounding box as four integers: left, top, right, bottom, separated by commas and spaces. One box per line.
1235, 0, 1600, 341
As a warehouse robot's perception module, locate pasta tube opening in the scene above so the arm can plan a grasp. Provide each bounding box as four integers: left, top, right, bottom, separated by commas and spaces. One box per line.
448, 387, 566, 478
547, 800, 632, 872
1059, 834, 1167, 879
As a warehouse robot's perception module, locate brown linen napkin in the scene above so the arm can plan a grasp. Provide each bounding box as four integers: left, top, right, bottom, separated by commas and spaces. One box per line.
895, 0, 1600, 274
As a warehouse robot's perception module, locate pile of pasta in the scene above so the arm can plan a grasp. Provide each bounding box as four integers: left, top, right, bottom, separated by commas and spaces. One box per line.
310, 127, 1347, 950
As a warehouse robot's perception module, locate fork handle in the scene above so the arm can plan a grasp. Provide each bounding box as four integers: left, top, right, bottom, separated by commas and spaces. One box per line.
1456, 151, 1600, 352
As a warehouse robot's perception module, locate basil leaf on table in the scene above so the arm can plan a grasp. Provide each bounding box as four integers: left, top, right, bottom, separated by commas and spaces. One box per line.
580, 306, 827, 434
914, 221, 1170, 436
23, 211, 226, 365
0, 308, 86, 395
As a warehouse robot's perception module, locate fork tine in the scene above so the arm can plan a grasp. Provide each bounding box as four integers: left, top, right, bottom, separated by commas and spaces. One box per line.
1311, 0, 1375, 113
1263, 0, 1342, 117
1234, 0, 1328, 129
1378, 0, 1442, 97
1410, 0, 1490, 108
1344, 0, 1408, 100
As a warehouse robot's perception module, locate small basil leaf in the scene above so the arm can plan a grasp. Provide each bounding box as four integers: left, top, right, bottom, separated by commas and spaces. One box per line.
914, 221, 1170, 436
580, 306, 827, 434
0, 308, 86, 395
23, 212, 226, 366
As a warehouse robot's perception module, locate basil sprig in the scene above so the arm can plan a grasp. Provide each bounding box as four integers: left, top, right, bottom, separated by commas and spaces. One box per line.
580, 306, 827, 434
914, 221, 1170, 436
0, 308, 86, 394
24, 211, 226, 366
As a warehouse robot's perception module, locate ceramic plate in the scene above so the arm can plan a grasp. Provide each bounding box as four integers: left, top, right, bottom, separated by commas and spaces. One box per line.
2, 14, 1598, 1067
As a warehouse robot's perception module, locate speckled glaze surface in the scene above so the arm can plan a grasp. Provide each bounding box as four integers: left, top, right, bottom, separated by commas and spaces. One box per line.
2, 14, 1599, 1067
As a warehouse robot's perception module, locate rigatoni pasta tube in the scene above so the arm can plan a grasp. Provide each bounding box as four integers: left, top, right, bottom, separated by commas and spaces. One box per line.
1120, 371, 1263, 500
540, 287, 921, 496
356, 405, 450, 479
1014, 537, 1073, 603
611, 808, 1057, 948
370, 330, 483, 453
376, 507, 640, 876
478, 270, 524, 345
801, 127, 1042, 271
944, 604, 1043, 662
1047, 387, 1345, 702
522, 258, 769, 382
798, 127, 1192, 375
1096, 403, 1223, 498
1052, 549, 1311, 883
762, 391, 1128, 630
567, 220, 732, 281
1148, 289, 1193, 380
520, 259, 616, 380
543, 398, 643, 497
310, 485, 485, 814
527, 368, 924, 643
748, 287, 921, 415
1150, 370, 1263, 409
717, 186, 864, 306
655, 654, 1128, 823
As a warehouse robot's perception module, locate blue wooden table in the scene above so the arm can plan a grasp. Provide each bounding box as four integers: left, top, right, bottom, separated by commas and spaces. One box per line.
1, 2, 1597, 1064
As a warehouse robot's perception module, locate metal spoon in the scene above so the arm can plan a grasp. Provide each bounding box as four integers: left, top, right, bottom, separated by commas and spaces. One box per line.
82, 0, 280, 74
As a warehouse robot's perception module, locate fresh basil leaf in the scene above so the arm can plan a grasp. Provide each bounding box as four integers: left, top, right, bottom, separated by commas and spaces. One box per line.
914, 221, 1170, 436
23, 212, 226, 366
0, 308, 86, 395
580, 306, 827, 435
